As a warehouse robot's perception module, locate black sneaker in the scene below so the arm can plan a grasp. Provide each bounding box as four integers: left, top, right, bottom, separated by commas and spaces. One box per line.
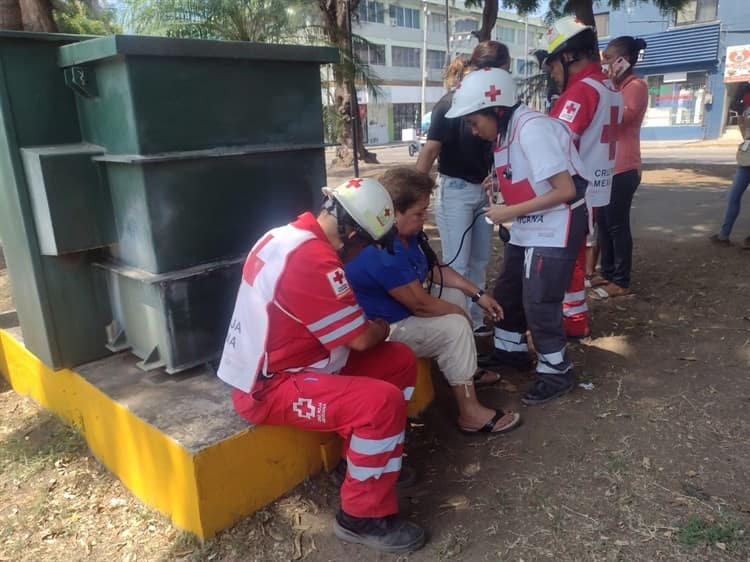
477, 349, 533, 372
330, 460, 417, 489
521, 380, 574, 406
334, 510, 426, 553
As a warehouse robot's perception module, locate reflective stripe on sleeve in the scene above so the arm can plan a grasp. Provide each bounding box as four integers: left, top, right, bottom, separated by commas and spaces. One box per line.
317, 315, 367, 344
307, 305, 362, 332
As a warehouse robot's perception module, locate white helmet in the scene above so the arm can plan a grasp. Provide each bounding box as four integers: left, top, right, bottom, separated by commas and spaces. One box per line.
445, 68, 517, 119
322, 177, 395, 242
538, 16, 596, 64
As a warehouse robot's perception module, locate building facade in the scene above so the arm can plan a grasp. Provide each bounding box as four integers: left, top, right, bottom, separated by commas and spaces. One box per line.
345, 0, 545, 144
595, 0, 750, 141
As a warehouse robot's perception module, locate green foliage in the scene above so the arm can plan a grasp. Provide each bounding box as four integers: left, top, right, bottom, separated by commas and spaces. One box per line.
501, 0, 692, 21
121, 0, 306, 43
467, 0, 692, 24
322, 104, 344, 145
54, 1, 121, 35
676, 514, 744, 549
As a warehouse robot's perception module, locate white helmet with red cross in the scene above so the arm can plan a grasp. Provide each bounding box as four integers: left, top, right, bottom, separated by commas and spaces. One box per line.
445, 67, 517, 118
322, 177, 394, 242
538, 16, 596, 64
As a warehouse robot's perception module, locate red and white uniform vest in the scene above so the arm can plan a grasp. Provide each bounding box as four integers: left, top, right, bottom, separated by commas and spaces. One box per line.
551, 63, 623, 208
218, 213, 368, 393
494, 104, 588, 248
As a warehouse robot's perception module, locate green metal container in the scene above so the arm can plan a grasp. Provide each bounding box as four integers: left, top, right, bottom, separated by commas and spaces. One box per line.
0, 32, 337, 374
58, 35, 338, 273
0, 31, 112, 369
97, 258, 243, 374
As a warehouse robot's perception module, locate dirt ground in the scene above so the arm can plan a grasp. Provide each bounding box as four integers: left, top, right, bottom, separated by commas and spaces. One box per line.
2, 165, 750, 561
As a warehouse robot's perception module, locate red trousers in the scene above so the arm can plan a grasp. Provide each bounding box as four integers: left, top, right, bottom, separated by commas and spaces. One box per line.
232, 341, 417, 518
563, 241, 589, 337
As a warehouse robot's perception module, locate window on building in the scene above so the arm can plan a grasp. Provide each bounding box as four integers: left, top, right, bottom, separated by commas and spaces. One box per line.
674, 0, 718, 25
355, 42, 386, 66
516, 58, 526, 75
643, 71, 708, 127
358, 0, 384, 24
497, 26, 516, 44
393, 103, 421, 139
389, 5, 420, 29
392, 46, 421, 68
594, 12, 609, 38
454, 18, 478, 33
427, 49, 446, 70
428, 13, 446, 34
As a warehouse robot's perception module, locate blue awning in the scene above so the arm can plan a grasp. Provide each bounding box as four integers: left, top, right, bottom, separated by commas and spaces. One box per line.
599, 22, 720, 71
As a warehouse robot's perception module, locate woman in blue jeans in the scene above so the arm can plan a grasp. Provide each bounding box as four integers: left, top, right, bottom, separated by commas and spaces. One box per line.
416, 41, 510, 335
712, 104, 750, 247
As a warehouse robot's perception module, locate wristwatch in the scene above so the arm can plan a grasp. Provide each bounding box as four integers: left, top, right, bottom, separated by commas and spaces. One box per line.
471, 289, 485, 303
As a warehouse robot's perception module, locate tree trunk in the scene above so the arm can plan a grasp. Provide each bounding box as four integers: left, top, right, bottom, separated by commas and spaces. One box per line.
475, 0, 498, 43
0, 0, 23, 30
319, 0, 377, 168
568, 0, 595, 26
19, 0, 57, 32
567, 0, 599, 61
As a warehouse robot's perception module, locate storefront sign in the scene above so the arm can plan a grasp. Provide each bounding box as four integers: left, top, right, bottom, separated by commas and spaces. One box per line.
724, 44, 750, 83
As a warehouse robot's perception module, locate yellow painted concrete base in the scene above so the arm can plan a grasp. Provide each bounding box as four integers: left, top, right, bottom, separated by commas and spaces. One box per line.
0, 330, 434, 539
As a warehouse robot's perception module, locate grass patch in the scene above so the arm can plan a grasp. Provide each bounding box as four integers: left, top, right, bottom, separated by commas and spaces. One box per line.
676, 514, 745, 549
0, 419, 86, 476
606, 454, 627, 475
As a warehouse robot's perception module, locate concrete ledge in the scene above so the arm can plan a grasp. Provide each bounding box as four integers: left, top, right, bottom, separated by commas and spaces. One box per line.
0, 329, 434, 538
0, 310, 17, 329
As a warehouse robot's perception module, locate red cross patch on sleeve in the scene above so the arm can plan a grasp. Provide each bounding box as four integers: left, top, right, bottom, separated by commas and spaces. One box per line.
559, 100, 581, 123
326, 267, 351, 298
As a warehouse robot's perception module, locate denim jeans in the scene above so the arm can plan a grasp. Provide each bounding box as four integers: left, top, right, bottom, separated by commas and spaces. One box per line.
433, 174, 492, 329
719, 165, 750, 239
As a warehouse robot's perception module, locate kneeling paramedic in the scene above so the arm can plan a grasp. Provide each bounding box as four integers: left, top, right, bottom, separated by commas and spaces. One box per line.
217, 178, 425, 553
446, 68, 589, 405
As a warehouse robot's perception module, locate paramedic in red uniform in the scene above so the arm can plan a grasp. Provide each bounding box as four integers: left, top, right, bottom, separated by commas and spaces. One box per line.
537, 16, 623, 338
217, 178, 424, 554
447, 68, 589, 405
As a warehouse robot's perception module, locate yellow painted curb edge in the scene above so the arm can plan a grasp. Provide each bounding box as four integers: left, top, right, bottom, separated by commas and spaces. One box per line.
0, 330, 333, 538
0, 331, 435, 538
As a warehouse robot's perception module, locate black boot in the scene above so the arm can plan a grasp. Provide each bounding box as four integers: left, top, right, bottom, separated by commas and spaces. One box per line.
334, 510, 425, 553
330, 460, 417, 489
521, 379, 574, 405
478, 349, 533, 371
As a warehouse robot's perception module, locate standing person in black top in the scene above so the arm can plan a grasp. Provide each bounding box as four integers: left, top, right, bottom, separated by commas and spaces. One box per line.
416, 41, 510, 337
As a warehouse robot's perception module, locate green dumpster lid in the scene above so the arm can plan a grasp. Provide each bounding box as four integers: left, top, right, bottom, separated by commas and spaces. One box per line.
58, 34, 339, 67
0, 29, 93, 43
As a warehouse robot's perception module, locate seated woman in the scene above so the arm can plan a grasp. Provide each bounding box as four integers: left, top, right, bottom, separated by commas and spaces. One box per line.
345, 166, 521, 434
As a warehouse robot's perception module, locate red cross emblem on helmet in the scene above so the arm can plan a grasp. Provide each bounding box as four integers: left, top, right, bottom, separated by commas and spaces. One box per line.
484, 85, 502, 102
345, 178, 363, 189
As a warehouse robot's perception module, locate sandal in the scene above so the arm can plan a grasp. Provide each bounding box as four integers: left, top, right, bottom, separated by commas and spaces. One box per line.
591, 283, 631, 300
458, 409, 521, 435
588, 273, 610, 287
472, 368, 501, 387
